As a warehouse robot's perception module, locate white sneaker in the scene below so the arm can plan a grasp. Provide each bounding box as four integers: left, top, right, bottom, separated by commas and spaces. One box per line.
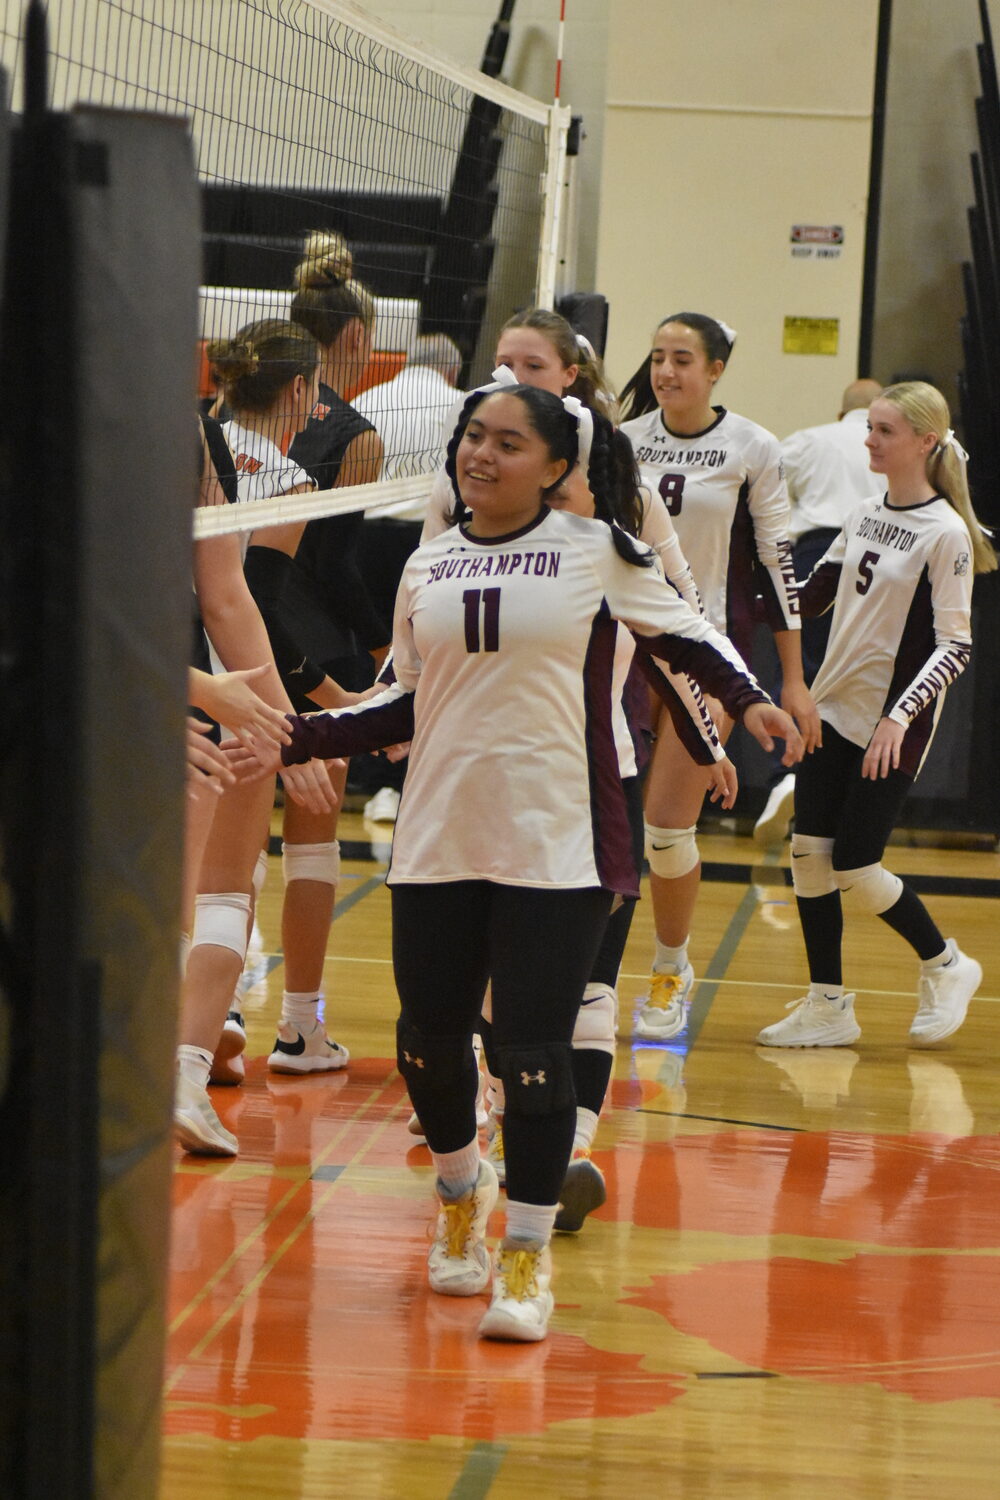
635, 964, 694, 1040
428, 1159, 499, 1296
910, 941, 982, 1045
486, 1115, 506, 1187
268, 1021, 350, 1074
555, 1150, 606, 1233
174, 1074, 238, 1156
210, 1005, 246, 1086
753, 773, 796, 847
363, 786, 400, 824
757, 992, 861, 1048
478, 1238, 554, 1342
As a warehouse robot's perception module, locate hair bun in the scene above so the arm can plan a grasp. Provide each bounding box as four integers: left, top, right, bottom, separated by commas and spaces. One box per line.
294, 228, 354, 290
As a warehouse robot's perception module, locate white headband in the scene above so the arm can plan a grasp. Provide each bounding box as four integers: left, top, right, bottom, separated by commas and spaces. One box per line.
561, 393, 594, 472
575, 332, 597, 362
939, 428, 970, 464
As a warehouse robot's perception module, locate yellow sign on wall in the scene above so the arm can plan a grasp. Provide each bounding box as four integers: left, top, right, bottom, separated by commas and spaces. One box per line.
783, 317, 839, 355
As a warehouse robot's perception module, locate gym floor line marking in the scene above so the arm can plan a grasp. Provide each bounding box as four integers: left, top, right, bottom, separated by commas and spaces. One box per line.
684, 885, 760, 1052
449, 1441, 510, 1499
634, 1108, 805, 1133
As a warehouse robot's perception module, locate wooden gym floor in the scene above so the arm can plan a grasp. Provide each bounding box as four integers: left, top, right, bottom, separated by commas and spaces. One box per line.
160, 812, 1000, 1499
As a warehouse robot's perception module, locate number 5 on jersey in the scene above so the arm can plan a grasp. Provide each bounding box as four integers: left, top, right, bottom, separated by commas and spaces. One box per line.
464, 587, 501, 652
857, 549, 880, 596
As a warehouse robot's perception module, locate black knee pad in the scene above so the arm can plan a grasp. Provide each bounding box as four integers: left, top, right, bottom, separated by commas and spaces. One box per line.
496, 1041, 575, 1118
396, 1017, 471, 1090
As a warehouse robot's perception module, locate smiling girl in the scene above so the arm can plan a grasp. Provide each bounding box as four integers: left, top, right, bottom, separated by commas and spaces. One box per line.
236, 384, 802, 1342
619, 313, 820, 1040
757, 381, 995, 1049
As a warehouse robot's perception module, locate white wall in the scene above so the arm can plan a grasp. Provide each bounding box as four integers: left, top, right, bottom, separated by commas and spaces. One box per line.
595, 0, 880, 438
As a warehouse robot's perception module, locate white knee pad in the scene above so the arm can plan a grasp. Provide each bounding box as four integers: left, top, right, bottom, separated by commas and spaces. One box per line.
572, 984, 617, 1056
789, 834, 835, 899
253, 848, 269, 898
834, 862, 902, 915
281, 839, 341, 887
645, 823, 698, 879
191, 891, 252, 959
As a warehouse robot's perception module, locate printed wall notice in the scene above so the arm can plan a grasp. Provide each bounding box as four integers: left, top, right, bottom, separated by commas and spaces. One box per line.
783, 317, 839, 355
790, 224, 843, 260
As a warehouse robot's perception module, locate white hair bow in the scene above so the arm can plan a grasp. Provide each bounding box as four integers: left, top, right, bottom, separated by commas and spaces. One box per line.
940, 428, 970, 464
561, 393, 594, 472
488, 364, 520, 388
716, 319, 738, 349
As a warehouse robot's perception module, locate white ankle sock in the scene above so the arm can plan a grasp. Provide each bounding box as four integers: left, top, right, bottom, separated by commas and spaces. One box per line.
505, 1199, 557, 1244
177, 1044, 212, 1090
809, 983, 845, 1003
654, 938, 689, 973
573, 1107, 599, 1154
282, 990, 320, 1029
434, 1139, 482, 1198
921, 942, 953, 971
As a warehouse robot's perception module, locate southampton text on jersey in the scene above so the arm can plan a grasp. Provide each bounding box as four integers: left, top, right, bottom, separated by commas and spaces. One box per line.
633, 445, 727, 469
855, 514, 919, 553
425, 550, 562, 584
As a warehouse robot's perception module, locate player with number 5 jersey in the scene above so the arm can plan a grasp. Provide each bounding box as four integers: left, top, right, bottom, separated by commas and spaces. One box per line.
756, 381, 995, 1051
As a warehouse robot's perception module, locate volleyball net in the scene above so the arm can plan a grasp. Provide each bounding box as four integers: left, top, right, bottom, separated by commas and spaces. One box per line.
0, 0, 572, 537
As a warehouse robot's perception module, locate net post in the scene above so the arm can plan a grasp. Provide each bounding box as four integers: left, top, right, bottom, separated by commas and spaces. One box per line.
537, 102, 572, 310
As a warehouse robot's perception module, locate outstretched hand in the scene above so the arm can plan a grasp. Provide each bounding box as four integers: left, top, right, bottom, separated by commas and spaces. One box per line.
743, 702, 805, 766
221, 742, 341, 814
186, 718, 236, 798
189, 665, 292, 748
706, 755, 738, 809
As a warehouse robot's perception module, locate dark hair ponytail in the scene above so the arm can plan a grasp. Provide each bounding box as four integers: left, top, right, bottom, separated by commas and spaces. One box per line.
585, 415, 653, 567
619, 353, 656, 423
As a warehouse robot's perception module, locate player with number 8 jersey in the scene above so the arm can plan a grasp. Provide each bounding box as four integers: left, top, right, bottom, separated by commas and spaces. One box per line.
618, 313, 821, 1042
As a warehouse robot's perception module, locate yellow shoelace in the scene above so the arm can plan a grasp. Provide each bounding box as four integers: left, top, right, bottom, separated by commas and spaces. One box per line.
441, 1197, 476, 1257
647, 971, 685, 1012
498, 1246, 540, 1302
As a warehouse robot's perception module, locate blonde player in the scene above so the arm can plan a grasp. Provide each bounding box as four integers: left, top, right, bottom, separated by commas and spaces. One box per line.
757, 381, 994, 1048
233, 385, 803, 1342
619, 312, 821, 1040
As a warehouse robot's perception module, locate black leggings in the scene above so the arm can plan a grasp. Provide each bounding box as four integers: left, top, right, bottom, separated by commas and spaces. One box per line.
794, 721, 913, 865
793, 722, 943, 982
391, 881, 613, 1204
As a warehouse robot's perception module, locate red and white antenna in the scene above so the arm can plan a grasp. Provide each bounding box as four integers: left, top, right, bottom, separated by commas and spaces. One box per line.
554, 0, 566, 105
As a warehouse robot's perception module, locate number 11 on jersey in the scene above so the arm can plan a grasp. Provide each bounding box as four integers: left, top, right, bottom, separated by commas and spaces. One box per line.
463, 587, 501, 652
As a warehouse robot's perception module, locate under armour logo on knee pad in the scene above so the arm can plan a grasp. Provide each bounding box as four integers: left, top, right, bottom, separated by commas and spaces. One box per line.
520, 1069, 546, 1086
403, 1051, 424, 1068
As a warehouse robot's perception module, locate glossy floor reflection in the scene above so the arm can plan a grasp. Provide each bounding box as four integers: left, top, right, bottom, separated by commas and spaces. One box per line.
162, 820, 1000, 1498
